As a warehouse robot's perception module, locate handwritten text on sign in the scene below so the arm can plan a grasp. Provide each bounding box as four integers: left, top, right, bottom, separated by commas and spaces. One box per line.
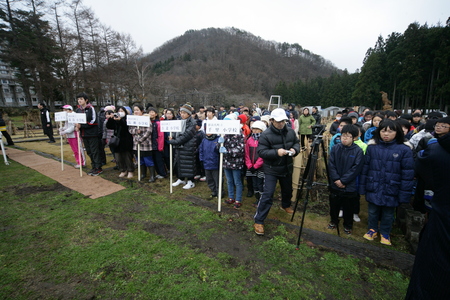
160, 120, 185, 133
206, 120, 240, 134
127, 115, 151, 127
54, 112, 67, 122
67, 113, 87, 124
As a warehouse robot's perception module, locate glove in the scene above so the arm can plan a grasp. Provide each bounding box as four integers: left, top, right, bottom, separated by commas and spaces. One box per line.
219, 146, 227, 154
249, 167, 256, 173
218, 136, 224, 143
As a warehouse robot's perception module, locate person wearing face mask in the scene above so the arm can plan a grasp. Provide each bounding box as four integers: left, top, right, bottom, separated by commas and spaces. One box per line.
329, 111, 343, 135
106, 106, 135, 178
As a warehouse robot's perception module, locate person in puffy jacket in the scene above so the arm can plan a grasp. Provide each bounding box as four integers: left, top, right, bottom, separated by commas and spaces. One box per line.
59, 105, 85, 168
253, 108, 300, 236
245, 121, 266, 206
359, 119, 414, 246
199, 133, 220, 198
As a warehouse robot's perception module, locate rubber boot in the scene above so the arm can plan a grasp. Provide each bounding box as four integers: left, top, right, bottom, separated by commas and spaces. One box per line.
140, 165, 147, 180
148, 166, 156, 183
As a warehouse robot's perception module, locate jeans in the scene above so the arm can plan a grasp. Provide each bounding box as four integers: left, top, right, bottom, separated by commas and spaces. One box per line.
224, 169, 243, 202
254, 173, 293, 224
367, 202, 396, 236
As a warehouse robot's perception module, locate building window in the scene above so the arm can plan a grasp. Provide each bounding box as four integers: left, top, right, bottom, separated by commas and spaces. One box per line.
17, 87, 23, 92
19, 98, 25, 102
32, 98, 37, 102
5, 97, 13, 102
1, 79, 8, 84
0, 70, 8, 74
3, 88, 10, 93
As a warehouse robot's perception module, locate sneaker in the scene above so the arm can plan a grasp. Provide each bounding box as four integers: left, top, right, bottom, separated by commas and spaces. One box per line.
194, 175, 201, 180
254, 223, 264, 235
119, 172, 127, 177
338, 210, 343, 218
234, 201, 242, 209
225, 198, 235, 204
172, 179, 186, 187
48, 140, 56, 143
199, 176, 206, 182
353, 214, 361, 222
283, 207, 294, 214
127, 172, 134, 178
363, 229, 378, 241
327, 222, 337, 230
182, 181, 195, 189
74, 164, 81, 169
87, 168, 96, 176
91, 168, 103, 176
344, 228, 352, 235
380, 234, 392, 245
155, 175, 165, 179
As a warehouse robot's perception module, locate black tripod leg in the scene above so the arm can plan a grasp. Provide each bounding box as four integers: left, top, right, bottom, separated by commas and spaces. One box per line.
296, 190, 310, 248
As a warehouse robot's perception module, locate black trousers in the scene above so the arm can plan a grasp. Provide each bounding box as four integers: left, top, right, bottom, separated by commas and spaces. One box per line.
329, 190, 359, 229
1, 130, 14, 145
83, 137, 102, 169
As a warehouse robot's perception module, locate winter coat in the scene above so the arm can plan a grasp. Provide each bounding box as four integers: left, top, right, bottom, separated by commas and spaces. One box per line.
129, 123, 152, 152
329, 120, 340, 135
406, 133, 450, 299
39, 107, 53, 135
312, 112, 321, 125
359, 139, 415, 207
298, 114, 316, 135
75, 104, 99, 138
106, 117, 133, 153
223, 133, 245, 170
245, 136, 264, 170
199, 135, 220, 170
168, 117, 197, 178
328, 143, 364, 193
364, 126, 377, 143
257, 124, 300, 176
150, 120, 164, 152
59, 119, 76, 139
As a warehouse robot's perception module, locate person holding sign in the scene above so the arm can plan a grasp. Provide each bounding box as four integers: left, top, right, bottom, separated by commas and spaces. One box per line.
253, 108, 300, 235
168, 104, 197, 190
106, 107, 135, 178
75, 93, 103, 176
148, 108, 167, 179
129, 105, 155, 181
59, 105, 85, 168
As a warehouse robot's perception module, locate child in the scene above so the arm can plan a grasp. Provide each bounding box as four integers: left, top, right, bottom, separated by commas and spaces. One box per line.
364, 114, 383, 143
59, 105, 85, 168
329, 116, 352, 152
360, 119, 415, 245
327, 125, 365, 234
245, 121, 267, 207
199, 133, 220, 197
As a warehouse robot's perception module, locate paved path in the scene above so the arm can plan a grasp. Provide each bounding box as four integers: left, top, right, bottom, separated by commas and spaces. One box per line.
2, 147, 125, 199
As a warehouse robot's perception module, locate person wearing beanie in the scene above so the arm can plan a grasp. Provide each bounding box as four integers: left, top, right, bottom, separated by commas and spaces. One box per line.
253, 108, 300, 235
245, 121, 266, 207
59, 105, 85, 168
260, 115, 270, 128
168, 104, 197, 189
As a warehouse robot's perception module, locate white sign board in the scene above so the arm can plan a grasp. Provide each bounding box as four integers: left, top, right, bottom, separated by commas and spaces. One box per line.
206, 120, 240, 134
54, 112, 68, 122
67, 113, 87, 124
126, 115, 151, 127
160, 120, 186, 133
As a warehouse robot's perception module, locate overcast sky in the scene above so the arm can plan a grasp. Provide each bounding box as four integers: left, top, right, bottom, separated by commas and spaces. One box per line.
83, 0, 448, 73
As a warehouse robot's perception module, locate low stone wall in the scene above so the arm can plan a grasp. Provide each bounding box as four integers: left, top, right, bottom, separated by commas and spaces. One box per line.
397, 203, 425, 254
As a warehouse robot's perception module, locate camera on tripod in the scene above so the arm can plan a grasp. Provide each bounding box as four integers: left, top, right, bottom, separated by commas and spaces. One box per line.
311, 124, 326, 139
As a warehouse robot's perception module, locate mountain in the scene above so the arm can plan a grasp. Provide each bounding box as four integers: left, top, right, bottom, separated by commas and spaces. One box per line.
144, 27, 340, 101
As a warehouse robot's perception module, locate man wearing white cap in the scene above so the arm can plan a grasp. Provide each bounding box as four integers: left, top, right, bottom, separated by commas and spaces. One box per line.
253, 108, 300, 235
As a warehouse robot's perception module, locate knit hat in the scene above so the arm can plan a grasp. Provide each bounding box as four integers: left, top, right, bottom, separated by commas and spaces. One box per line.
62, 105, 73, 111
196, 119, 203, 127
261, 115, 271, 124
104, 105, 116, 112
237, 114, 247, 124
224, 113, 237, 120
250, 116, 261, 123
348, 112, 359, 119
180, 104, 193, 115
251, 121, 267, 131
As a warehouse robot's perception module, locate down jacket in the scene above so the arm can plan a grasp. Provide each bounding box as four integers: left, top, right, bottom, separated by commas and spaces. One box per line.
223, 133, 245, 170
328, 142, 364, 193
199, 135, 220, 170
168, 117, 197, 178
257, 124, 300, 176
359, 139, 414, 207
245, 136, 264, 170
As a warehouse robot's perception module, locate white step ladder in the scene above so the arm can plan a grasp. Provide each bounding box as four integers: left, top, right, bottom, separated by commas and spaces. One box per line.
268, 95, 282, 112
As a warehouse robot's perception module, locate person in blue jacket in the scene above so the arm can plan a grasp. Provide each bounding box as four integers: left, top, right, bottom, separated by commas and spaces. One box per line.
363, 114, 383, 143
327, 125, 364, 235
199, 133, 220, 198
359, 119, 415, 245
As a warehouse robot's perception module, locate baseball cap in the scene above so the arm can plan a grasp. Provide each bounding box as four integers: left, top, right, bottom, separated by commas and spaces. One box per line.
270, 108, 288, 122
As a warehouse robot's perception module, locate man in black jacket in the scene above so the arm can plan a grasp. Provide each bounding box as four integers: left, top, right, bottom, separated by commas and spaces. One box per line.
38, 102, 55, 143
75, 93, 102, 176
253, 108, 300, 235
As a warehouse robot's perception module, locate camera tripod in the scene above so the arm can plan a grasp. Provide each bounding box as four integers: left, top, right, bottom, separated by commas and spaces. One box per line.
291, 129, 332, 248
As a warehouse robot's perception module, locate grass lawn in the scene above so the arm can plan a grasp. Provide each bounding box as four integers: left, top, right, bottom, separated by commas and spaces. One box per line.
0, 155, 411, 299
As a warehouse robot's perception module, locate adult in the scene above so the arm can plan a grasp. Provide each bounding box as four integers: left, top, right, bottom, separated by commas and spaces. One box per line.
106, 106, 134, 178
298, 107, 316, 150
168, 104, 197, 190
253, 108, 300, 235
405, 131, 450, 299
37, 102, 55, 143
0, 109, 14, 146
75, 92, 102, 176
311, 106, 321, 125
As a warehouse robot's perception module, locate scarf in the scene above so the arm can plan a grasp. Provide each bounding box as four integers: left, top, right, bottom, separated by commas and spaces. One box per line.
251, 132, 261, 141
